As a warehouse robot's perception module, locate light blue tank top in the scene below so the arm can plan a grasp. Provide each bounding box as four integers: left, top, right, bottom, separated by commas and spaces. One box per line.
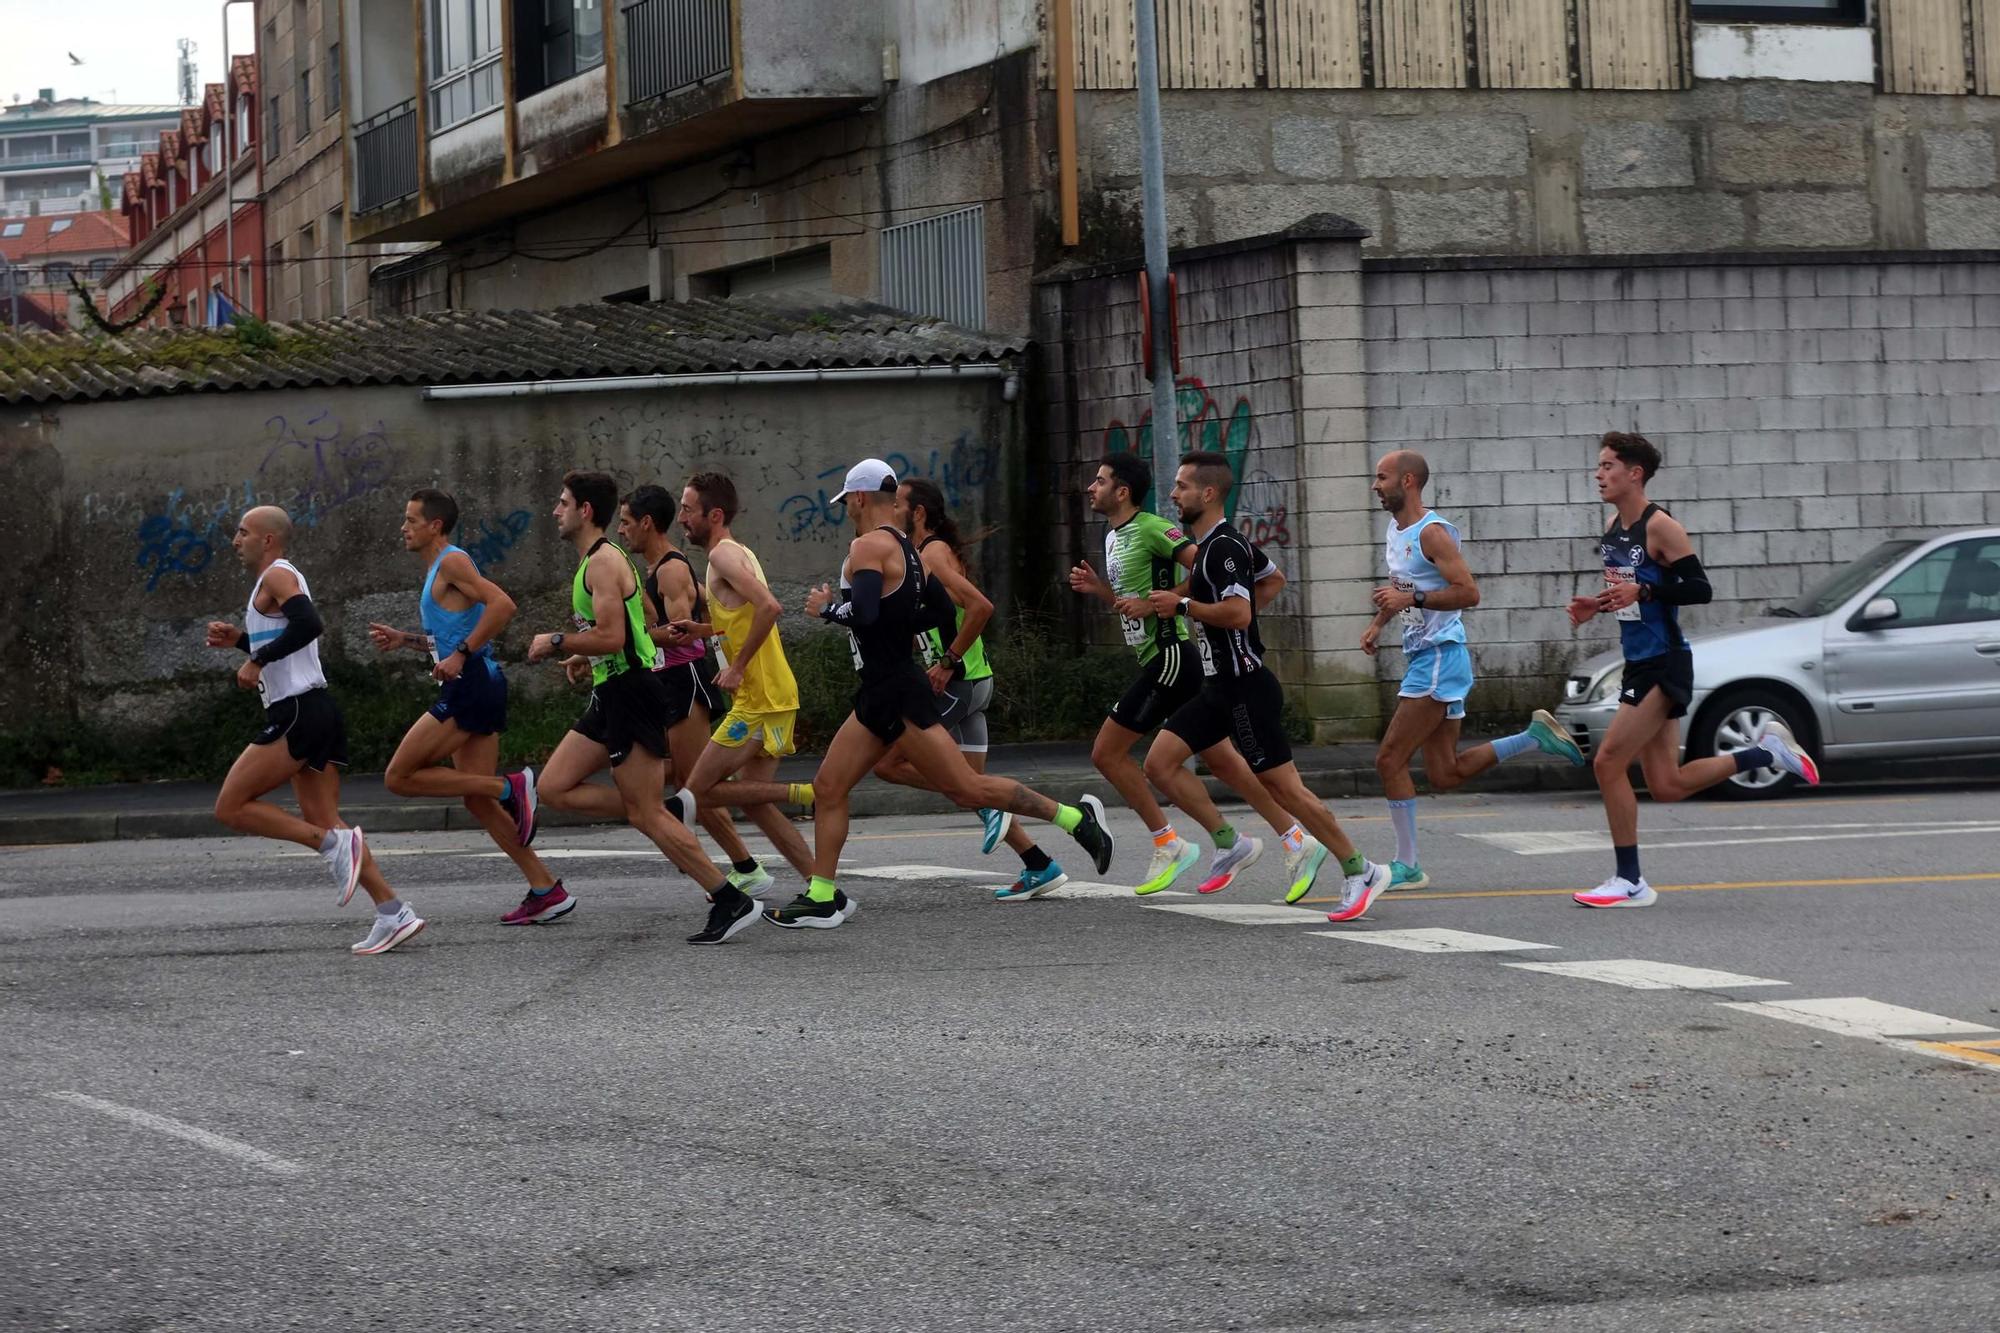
421, 546, 497, 678
1385, 512, 1468, 655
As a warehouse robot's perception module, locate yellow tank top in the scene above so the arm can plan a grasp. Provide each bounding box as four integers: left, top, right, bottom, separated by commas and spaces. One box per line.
705, 539, 799, 712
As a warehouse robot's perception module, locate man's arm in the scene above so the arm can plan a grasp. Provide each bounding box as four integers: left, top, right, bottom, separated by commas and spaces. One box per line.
1642, 513, 1711, 606
1418, 523, 1480, 611
709, 540, 783, 667
1149, 538, 1253, 630
534, 547, 631, 660
921, 546, 993, 661
237, 564, 319, 690
431, 551, 517, 679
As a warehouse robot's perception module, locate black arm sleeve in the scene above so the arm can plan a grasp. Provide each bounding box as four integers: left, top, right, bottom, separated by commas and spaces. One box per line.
820, 570, 885, 627
250, 594, 324, 665
1654, 554, 1713, 607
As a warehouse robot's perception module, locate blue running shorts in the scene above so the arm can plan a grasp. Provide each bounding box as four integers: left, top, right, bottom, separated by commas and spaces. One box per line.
1398, 642, 1473, 721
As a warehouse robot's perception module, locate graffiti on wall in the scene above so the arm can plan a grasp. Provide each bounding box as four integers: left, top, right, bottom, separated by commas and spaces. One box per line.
461, 509, 534, 570
775, 434, 1000, 541
1100, 376, 1288, 544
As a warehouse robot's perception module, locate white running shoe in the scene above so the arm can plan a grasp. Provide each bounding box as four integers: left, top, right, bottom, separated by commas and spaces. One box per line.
1327, 860, 1392, 923
727, 865, 776, 899
1573, 876, 1656, 908
666, 789, 697, 824
323, 827, 364, 906
352, 904, 426, 954
1133, 838, 1200, 896
1197, 837, 1263, 895
1753, 720, 1821, 786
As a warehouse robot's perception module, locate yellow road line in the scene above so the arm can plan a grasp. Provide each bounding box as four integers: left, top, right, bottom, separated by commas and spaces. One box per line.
1298, 870, 2000, 905
1914, 1039, 2000, 1068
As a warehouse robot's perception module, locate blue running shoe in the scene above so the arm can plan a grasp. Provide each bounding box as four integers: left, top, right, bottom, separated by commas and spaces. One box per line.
980, 807, 1012, 854
1528, 710, 1585, 766
1387, 861, 1430, 892
993, 862, 1068, 902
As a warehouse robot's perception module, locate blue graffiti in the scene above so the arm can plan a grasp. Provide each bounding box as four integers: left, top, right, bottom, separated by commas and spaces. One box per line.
135, 512, 216, 591
462, 509, 533, 569
776, 436, 998, 541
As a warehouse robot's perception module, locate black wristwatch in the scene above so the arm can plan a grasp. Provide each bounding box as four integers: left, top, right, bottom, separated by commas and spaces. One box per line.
454, 640, 474, 658
551, 632, 566, 652
1413, 589, 1428, 609
1178, 596, 1193, 619
942, 648, 963, 670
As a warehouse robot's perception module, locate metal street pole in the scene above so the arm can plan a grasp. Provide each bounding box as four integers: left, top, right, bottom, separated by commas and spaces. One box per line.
1133, 0, 1179, 513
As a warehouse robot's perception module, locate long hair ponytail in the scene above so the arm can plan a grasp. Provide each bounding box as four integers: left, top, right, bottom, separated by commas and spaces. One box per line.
904, 477, 961, 554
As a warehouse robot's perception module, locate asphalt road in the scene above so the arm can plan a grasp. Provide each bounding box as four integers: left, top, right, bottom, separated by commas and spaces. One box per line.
4, 784, 1998, 1332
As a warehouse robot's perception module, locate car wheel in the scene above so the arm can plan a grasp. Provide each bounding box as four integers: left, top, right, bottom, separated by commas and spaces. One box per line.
1694, 688, 1811, 801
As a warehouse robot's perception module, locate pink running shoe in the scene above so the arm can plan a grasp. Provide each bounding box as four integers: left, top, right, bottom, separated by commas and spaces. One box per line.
505, 768, 539, 846
500, 882, 575, 925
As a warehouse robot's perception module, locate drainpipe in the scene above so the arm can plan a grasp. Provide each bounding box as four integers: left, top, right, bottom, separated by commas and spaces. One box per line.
420, 363, 1011, 401
1053, 0, 1079, 247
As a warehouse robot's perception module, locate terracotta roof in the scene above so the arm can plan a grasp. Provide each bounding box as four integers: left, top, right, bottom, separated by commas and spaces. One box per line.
0, 296, 1026, 405
0, 292, 66, 333
0, 211, 129, 258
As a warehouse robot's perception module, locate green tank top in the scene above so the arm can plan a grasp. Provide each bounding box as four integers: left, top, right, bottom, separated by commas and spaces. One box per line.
571, 538, 657, 686
915, 537, 992, 682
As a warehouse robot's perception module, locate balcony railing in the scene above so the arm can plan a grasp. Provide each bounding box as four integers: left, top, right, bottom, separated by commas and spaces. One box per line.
0, 149, 94, 168
1, 195, 96, 217
623, 0, 732, 105
354, 99, 419, 214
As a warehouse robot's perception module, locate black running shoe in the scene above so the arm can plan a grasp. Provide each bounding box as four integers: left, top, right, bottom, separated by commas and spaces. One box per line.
687, 886, 759, 945
1072, 793, 1115, 876
763, 892, 845, 930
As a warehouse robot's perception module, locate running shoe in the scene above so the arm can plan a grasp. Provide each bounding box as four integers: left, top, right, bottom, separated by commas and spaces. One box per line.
1197, 837, 1263, 895
727, 865, 775, 898
994, 862, 1068, 902
980, 808, 1012, 855
1069, 794, 1115, 876
1282, 837, 1329, 904
834, 889, 857, 923
1133, 838, 1199, 896
666, 789, 696, 823
324, 826, 365, 906
1753, 719, 1821, 786
1573, 876, 1656, 908
1326, 860, 1392, 923
764, 892, 846, 929
505, 768, 539, 845
500, 882, 575, 925
687, 886, 760, 944
1527, 710, 1586, 767
351, 904, 425, 955
1387, 860, 1430, 892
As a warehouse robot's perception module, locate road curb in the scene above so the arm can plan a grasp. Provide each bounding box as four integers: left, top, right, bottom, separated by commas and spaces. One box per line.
0, 759, 1595, 846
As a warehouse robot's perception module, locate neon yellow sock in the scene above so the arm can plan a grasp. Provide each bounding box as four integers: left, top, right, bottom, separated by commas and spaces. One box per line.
1052, 804, 1082, 834
807, 875, 838, 904
789, 783, 815, 808
1339, 850, 1365, 876
1211, 824, 1238, 850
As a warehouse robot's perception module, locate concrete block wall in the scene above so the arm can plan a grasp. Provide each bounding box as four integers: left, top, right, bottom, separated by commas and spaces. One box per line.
1363, 254, 2000, 723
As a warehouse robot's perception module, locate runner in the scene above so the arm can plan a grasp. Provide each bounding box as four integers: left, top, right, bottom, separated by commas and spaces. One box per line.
1361, 451, 1586, 890
1067, 452, 1286, 897
776, 458, 1115, 929
205, 505, 424, 955
1566, 432, 1818, 908
867, 477, 1065, 902
525, 471, 761, 945
667, 473, 819, 874
617, 483, 805, 898
1137, 452, 1392, 923
367, 488, 568, 924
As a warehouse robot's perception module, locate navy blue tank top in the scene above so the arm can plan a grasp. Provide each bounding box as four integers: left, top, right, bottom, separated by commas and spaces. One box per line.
1601, 504, 1684, 662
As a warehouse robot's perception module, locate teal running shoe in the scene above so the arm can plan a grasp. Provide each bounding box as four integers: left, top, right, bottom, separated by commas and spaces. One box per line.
980, 808, 1012, 854
1528, 709, 1586, 766
994, 862, 1068, 902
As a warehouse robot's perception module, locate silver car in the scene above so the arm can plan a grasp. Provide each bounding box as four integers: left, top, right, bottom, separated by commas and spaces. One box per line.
1556, 528, 2000, 798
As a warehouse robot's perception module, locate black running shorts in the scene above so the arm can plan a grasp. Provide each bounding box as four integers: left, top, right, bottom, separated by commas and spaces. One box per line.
1108, 641, 1201, 735
572, 669, 671, 766
253, 687, 350, 772
656, 659, 722, 730
1617, 649, 1695, 720
1162, 667, 1293, 775
854, 664, 943, 745
428, 659, 508, 736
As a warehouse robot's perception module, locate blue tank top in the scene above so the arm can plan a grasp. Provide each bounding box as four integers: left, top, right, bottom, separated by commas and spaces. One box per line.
1601, 504, 1683, 662
1385, 511, 1468, 655
421, 546, 498, 679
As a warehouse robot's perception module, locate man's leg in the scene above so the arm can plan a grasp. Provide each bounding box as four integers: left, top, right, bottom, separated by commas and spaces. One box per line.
1094, 717, 1172, 828
291, 764, 396, 909
1375, 696, 1446, 877
806, 715, 889, 882
895, 723, 1113, 873
731, 749, 816, 880
383, 713, 508, 802
607, 747, 727, 891
1577, 693, 1677, 903
535, 730, 630, 821
213, 741, 325, 848
669, 713, 756, 867
449, 731, 557, 890
685, 729, 800, 810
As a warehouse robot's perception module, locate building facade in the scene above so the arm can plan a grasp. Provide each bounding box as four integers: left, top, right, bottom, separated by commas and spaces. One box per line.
0, 91, 181, 221
105, 58, 266, 327
0, 211, 129, 332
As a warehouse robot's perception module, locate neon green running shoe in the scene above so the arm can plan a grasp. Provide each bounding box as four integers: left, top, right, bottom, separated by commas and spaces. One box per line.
1133, 838, 1199, 895
1283, 837, 1329, 904
1528, 709, 1585, 766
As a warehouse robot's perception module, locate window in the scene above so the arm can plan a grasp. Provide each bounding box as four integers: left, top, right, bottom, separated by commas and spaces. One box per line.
0, 223, 21, 239
429, 0, 504, 130
298, 222, 318, 319
48, 218, 71, 235
880, 206, 987, 330
328, 207, 347, 314
267, 241, 286, 319
238, 95, 253, 151
327, 43, 342, 116
267, 94, 282, 158
1874, 540, 2000, 629
1691, 0, 1865, 23
205, 133, 221, 173
88, 257, 112, 281
44, 261, 73, 288
516, 0, 605, 98
298, 66, 312, 139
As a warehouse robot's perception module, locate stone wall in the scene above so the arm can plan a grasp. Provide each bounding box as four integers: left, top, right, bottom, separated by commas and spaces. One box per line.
1077, 82, 2000, 260
1363, 252, 2000, 721
0, 377, 1018, 728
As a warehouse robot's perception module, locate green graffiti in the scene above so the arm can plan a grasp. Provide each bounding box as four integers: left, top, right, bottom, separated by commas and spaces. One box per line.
1101, 376, 1253, 521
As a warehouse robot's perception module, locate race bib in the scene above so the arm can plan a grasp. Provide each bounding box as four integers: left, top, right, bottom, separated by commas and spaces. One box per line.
847, 630, 864, 671
1120, 613, 1148, 647
1605, 566, 1642, 621
1196, 630, 1218, 677
917, 632, 944, 668
424, 632, 441, 665
1394, 578, 1422, 632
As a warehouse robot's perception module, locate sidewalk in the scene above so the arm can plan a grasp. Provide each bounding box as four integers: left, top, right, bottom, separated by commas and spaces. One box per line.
0, 739, 1592, 845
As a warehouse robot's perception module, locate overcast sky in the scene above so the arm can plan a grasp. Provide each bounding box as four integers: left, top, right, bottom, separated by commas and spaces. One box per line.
2, 2, 258, 111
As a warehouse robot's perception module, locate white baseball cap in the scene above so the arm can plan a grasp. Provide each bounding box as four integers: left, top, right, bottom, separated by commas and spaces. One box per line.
832, 457, 899, 502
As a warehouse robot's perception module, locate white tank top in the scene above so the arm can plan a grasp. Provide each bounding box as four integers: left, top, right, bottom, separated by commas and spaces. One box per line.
1385, 512, 1469, 655
246, 558, 327, 706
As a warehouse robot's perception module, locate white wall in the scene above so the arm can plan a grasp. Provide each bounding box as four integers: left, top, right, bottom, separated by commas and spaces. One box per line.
890, 0, 1039, 86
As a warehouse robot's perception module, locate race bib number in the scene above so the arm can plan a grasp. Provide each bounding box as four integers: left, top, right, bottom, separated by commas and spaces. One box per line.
1120, 613, 1148, 647
847, 630, 865, 671
917, 632, 944, 668
1605, 566, 1642, 621
1196, 630, 1218, 677
424, 632, 441, 665
1394, 578, 1422, 632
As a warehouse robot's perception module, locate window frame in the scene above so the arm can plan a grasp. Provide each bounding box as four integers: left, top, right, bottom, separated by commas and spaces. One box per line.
1870, 539, 2000, 631
428, 0, 505, 132
1690, 0, 1866, 24
327, 42, 343, 117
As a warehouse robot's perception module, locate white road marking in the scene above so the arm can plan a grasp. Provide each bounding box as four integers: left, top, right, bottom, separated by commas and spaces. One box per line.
1719, 996, 1998, 1040
846, 864, 1008, 881
47, 1092, 305, 1177
1307, 927, 1558, 953
1043, 882, 1188, 899
1504, 959, 1790, 991
470, 849, 660, 860
1145, 902, 1327, 925
1467, 820, 2000, 856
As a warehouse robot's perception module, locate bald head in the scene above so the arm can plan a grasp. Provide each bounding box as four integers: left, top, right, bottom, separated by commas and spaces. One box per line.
1371, 450, 1430, 520
1381, 450, 1429, 490
241, 506, 293, 546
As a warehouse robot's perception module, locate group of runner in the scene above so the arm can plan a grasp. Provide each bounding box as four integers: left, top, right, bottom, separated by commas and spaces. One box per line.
205, 431, 1819, 954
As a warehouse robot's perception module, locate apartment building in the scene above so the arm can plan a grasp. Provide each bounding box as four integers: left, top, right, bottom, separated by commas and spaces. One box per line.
0, 91, 181, 221
0, 211, 129, 331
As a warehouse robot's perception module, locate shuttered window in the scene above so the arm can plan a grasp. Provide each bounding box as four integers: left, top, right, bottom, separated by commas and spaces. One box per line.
880, 207, 988, 332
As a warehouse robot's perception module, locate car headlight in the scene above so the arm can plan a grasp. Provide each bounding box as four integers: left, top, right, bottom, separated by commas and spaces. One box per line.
1565, 664, 1623, 705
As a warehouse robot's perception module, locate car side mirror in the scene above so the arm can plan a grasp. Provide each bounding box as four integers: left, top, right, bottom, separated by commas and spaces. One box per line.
1850, 596, 1900, 630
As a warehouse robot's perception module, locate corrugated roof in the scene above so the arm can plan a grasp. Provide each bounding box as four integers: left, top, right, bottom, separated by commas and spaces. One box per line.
0, 295, 1026, 405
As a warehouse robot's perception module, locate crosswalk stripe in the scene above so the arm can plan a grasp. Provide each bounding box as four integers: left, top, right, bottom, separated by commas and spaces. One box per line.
1465, 823, 2000, 856
1307, 927, 1556, 953
1503, 959, 1789, 990
1719, 996, 1997, 1040
1144, 902, 1326, 926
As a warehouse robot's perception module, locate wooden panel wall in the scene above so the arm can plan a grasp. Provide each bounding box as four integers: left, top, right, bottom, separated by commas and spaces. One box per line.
1577, 0, 1687, 91
1269, 0, 1368, 88
1880, 0, 1971, 94
1373, 0, 1468, 88
1074, 0, 1258, 89
1975, 0, 2000, 95
1473, 0, 1570, 89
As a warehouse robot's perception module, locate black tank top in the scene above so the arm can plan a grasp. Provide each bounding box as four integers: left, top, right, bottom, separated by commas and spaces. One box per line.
842, 526, 926, 680
644, 549, 709, 625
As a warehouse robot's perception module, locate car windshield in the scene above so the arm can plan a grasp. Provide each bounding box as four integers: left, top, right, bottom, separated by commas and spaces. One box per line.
1775, 540, 1922, 618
